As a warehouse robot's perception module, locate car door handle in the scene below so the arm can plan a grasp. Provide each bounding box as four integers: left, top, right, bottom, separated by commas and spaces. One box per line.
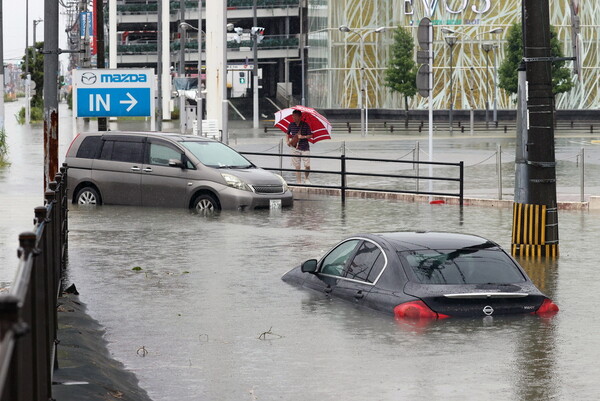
324, 285, 332, 294
143, 167, 153, 172
354, 290, 364, 300
131, 166, 141, 172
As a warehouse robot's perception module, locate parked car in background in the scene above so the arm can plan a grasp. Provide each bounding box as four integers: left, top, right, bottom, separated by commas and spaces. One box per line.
65, 131, 293, 212
282, 232, 559, 320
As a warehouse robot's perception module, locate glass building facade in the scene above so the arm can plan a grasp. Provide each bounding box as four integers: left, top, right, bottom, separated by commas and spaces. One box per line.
306, 0, 597, 110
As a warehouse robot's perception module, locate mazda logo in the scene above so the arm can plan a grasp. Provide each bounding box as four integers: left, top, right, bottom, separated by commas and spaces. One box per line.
81, 72, 97, 85
483, 305, 494, 316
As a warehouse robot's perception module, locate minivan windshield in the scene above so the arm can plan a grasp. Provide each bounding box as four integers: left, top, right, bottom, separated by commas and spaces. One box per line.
181, 141, 253, 169
399, 248, 526, 285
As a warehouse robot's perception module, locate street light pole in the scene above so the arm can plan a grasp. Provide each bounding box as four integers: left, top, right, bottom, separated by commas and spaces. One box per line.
482, 43, 492, 126
25, 0, 30, 125
444, 35, 457, 134
33, 19, 43, 47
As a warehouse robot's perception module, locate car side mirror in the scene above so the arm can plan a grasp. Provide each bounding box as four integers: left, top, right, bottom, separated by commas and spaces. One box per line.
301, 259, 318, 274
168, 159, 185, 168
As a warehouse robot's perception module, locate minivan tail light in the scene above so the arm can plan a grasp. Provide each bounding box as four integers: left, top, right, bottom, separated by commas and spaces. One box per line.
66, 133, 80, 156
533, 298, 559, 315
394, 300, 450, 320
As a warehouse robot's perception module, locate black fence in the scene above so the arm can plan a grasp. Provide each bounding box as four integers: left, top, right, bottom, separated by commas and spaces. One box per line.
239, 151, 464, 205
0, 166, 68, 401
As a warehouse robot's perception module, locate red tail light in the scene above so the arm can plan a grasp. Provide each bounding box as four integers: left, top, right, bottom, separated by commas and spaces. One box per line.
66, 133, 80, 156
394, 300, 450, 320
533, 298, 559, 315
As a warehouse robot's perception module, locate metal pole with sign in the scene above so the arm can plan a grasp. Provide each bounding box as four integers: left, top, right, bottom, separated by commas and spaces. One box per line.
416, 17, 434, 198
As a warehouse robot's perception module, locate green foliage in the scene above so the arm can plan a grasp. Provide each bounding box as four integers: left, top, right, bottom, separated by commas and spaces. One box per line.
3, 94, 17, 103
0, 128, 9, 167
21, 42, 45, 109
384, 27, 418, 103
15, 106, 44, 124
67, 89, 73, 110
499, 23, 574, 97
132, 266, 143, 271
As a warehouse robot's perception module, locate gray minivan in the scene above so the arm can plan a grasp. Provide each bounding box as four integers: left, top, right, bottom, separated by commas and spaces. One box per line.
65, 131, 293, 212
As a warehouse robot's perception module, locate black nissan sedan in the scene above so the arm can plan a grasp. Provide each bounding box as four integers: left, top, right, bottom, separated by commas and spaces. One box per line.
282, 232, 559, 320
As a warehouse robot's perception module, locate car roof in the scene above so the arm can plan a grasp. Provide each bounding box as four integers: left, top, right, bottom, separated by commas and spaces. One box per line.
77, 131, 214, 142
363, 232, 499, 252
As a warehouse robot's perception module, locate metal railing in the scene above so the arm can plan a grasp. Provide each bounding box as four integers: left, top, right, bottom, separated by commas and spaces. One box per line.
0, 165, 68, 401
239, 151, 464, 205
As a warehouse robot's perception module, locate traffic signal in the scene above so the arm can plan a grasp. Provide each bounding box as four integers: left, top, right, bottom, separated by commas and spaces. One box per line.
233, 27, 243, 44
251, 27, 265, 44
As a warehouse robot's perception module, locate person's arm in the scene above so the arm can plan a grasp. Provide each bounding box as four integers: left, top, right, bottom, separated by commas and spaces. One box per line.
299, 123, 313, 140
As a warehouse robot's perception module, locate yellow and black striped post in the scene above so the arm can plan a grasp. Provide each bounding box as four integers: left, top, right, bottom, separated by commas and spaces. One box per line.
512, 202, 559, 258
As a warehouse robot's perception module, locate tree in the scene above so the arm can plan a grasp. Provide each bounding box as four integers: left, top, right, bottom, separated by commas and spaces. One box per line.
21, 42, 44, 109
499, 23, 574, 98
384, 27, 417, 124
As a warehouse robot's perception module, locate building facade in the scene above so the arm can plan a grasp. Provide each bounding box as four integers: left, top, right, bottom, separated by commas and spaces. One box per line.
307, 0, 598, 111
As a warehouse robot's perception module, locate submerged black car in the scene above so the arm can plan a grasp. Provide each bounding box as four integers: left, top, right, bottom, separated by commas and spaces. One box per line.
282, 232, 559, 320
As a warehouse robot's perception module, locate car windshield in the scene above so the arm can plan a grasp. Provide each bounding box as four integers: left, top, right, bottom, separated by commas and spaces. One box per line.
181, 141, 253, 168
399, 247, 526, 285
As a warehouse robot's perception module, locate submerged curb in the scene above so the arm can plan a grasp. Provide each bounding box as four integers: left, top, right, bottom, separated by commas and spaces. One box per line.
290, 187, 597, 211
52, 292, 152, 401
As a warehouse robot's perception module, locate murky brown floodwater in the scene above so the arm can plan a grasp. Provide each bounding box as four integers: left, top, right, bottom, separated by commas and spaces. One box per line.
2, 99, 600, 400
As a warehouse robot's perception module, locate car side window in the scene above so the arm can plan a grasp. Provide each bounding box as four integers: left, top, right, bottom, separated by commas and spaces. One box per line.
76, 136, 102, 159
99, 140, 114, 160
149, 143, 182, 166
320, 240, 360, 277
343, 241, 384, 283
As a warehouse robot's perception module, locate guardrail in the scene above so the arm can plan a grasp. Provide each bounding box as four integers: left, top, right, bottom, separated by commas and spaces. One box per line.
0, 166, 68, 401
239, 151, 464, 205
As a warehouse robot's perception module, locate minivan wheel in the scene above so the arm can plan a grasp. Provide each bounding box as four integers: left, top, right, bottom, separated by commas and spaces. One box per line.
76, 187, 101, 205
193, 194, 219, 214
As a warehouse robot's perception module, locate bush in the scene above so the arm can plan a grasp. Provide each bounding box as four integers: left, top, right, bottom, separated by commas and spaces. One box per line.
0, 128, 9, 167
15, 106, 44, 124
3, 93, 17, 102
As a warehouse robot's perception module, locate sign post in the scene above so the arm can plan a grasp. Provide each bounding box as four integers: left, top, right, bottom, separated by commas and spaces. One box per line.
417, 17, 434, 199
73, 69, 156, 131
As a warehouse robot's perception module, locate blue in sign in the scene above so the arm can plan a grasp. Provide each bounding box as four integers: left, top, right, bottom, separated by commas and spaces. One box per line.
77, 88, 151, 117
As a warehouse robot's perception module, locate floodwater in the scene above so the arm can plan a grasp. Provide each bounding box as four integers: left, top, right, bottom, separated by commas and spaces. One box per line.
2, 99, 600, 400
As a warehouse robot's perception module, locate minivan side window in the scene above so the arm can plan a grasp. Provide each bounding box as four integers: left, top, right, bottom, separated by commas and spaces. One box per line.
149, 143, 182, 166
99, 140, 143, 163
76, 136, 102, 159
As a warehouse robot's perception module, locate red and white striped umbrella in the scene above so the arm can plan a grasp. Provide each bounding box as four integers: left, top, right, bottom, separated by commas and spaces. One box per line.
274, 105, 332, 143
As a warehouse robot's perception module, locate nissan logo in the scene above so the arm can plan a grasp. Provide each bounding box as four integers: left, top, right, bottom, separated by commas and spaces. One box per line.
483, 305, 494, 316
81, 72, 97, 85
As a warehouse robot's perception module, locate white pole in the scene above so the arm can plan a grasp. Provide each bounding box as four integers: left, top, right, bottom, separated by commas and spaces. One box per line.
161, 0, 171, 120
206, 0, 226, 134
197, 0, 203, 136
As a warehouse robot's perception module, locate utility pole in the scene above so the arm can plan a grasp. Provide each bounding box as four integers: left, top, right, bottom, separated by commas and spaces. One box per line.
179, 0, 186, 133
0, 1, 4, 131
25, 0, 31, 124
512, 0, 558, 258
96, 0, 107, 131
43, 0, 59, 190
157, 0, 163, 130
197, 0, 203, 136
252, 0, 259, 129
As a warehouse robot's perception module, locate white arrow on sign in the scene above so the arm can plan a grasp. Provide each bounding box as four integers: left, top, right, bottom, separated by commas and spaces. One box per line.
119, 92, 138, 112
